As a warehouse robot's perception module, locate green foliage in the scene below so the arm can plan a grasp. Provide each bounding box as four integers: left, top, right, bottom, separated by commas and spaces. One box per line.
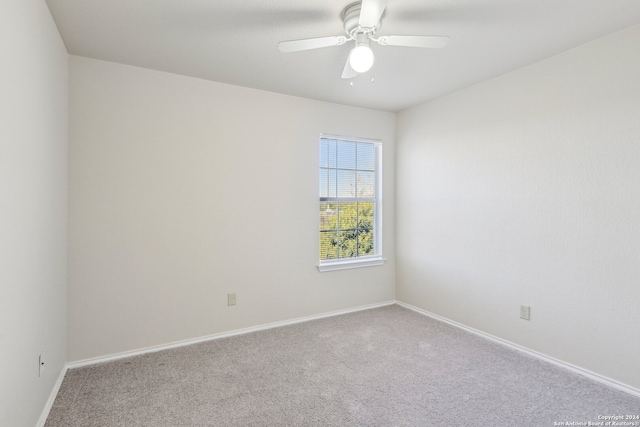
320, 202, 374, 260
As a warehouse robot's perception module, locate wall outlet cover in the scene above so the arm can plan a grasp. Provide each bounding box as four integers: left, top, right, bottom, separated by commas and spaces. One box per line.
227, 293, 236, 306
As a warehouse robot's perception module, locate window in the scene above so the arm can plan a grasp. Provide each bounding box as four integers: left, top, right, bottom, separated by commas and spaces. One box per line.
318, 135, 383, 271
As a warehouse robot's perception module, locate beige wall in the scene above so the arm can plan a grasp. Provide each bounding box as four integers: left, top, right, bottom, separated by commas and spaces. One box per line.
396, 25, 640, 389
0, 1, 68, 425
68, 56, 396, 362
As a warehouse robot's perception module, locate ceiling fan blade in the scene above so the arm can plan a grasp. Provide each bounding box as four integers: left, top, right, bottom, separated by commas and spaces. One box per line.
341, 51, 358, 79
278, 36, 347, 53
359, 0, 388, 28
377, 35, 450, 48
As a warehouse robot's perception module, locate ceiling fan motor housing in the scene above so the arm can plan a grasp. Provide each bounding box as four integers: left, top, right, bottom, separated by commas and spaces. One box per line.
343, 2, 381, 37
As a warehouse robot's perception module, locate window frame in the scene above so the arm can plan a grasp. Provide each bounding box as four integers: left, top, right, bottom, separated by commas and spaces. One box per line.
317, 134, 385, 272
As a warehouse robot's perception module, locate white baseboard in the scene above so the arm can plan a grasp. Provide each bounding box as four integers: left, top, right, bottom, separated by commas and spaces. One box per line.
396, 300, 640, 399
36, 363, 68, 427
67, 300, 397, 369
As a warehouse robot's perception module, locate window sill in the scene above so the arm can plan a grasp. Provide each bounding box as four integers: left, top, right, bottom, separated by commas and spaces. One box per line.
317, 257, 387, 272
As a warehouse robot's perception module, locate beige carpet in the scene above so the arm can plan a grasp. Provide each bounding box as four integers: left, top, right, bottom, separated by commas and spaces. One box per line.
46, 305, 640, 426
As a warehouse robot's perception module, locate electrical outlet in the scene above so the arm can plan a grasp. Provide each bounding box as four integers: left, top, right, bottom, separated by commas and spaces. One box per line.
520, 305, 531, 321
227, 293, 236, 306
39, 353, 45, 377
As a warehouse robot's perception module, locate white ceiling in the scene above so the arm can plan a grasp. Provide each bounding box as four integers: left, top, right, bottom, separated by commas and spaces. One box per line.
45, 0, 640, 112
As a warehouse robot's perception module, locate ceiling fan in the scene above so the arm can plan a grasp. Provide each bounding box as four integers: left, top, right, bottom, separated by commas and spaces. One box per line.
277, 0, 450, 79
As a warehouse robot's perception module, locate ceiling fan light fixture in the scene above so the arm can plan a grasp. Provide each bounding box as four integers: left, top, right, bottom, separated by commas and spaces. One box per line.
349, 36, 374, 73
277, 0, 450, 79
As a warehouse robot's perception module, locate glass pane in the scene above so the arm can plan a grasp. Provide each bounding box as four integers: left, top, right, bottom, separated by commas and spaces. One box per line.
337, 170, 356, 198
338, 202, 357, 230
337, 141, 356, 170
357, 202, 374, 233
356, 171, 375, 198
338, 230, 358, 258
320, 139, 337, 168
319, 169, 336, 198
358, 230, 374, 256
320, 231, 338, 260
328, 169, 337, 198
319, 139, 328, 168
320, 202, 338, 231
319, 168, 328, 198
358, 202, 374, 256
357, 143, 375, 171
327, 139, 337, 168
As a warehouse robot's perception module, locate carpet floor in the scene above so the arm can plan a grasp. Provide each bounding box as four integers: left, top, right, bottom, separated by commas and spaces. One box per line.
45, 305, 640, 426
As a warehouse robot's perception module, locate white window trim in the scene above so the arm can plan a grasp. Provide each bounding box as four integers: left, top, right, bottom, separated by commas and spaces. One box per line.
317, 134, 383, 272
317, 256, 387, 272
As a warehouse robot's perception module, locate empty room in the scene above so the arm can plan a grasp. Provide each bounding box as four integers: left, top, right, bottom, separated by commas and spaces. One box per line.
2, 0, 640, 426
